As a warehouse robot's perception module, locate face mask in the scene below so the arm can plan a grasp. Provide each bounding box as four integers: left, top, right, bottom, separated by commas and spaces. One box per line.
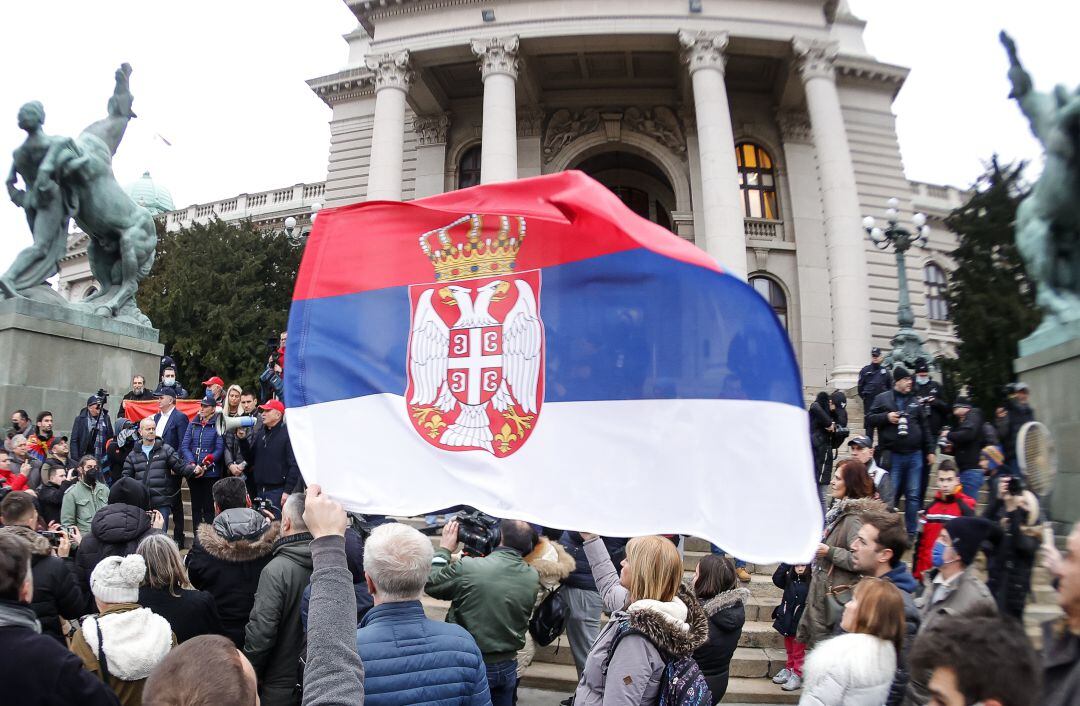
916, 375, 929, 385
83, 472, 97, 486
931, 542, 957, 568
163, 378, 176, 386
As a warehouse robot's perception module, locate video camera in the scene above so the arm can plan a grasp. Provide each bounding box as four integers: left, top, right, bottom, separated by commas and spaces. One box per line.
252, 496, 279, 516
454, 509, 501, 557
95, 388, 110, 406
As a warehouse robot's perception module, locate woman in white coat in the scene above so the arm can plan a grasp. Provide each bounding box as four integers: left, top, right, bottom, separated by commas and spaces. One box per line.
799, 578, 905, 706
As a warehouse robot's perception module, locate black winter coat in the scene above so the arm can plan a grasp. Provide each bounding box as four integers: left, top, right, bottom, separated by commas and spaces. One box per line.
36, 481, 70, 526
809, 394, 835, 484
0, 600, 120, 706
771, 564, 810, 637
558, 531, 627, 591
693, 587, 749, 704
985, 500, 1040, 618
869, 389, 934, 456
245, 421, 301, 489
74, 503, 159, 606
1003, 399, 1036, 464
138, 586, 224, 643
185, 509, 281, 647
0, 527, 86, 642
121, 440, 191, 509
914, 378, 950, 436
946, 408, 985, 470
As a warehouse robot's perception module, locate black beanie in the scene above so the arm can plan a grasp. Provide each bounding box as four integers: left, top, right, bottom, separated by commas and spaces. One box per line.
108, 476, 151, 511
945, 517, 993, 566
893, 365, 912, 382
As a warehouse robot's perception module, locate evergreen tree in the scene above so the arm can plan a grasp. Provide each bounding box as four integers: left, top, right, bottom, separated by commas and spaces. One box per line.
136, 219, 303, 395
943, 158, 1041, 414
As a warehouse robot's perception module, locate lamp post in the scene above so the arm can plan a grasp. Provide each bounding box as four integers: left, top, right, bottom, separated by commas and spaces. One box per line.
281, 202, 322, 248
863, 197, 933, 369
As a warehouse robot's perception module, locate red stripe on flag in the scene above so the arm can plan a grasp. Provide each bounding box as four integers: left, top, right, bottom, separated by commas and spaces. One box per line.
122, 399, 203, 423
292, 171, 722, 302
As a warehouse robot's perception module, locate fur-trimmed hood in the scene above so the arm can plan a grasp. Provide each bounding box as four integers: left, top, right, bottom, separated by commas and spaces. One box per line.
0, 526, 51, 557
524, 537, 576, 589
622, 584, 709, 658
701, 587, 751, 618
196, 510, 280, 563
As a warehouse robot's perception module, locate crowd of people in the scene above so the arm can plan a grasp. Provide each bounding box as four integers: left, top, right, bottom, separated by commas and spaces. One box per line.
0, 340, 1073, 706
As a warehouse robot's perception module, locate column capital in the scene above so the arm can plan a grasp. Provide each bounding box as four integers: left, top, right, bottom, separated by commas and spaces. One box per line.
414, 114, 451, 146
792, 38, 838, 82
365, 50, 413, 92
471, 35, 521, 80
678, 29, 730, 75
777, 110, 813, 144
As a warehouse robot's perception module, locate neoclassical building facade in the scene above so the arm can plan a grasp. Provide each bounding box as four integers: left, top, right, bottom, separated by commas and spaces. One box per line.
303, 0, 961, 391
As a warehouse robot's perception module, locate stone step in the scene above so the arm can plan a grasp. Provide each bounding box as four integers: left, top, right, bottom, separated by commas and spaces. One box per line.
519, 662, 799, 703
532, 636, 787, 678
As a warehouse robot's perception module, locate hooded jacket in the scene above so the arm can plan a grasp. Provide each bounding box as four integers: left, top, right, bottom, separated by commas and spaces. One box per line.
573, 538, 709, 706
0, 598, 121, 706
185, 507, 280, 647
0, 526, 86, 643
71, 603, 175, 706
243, 532, 314, 706
801, 632, 897, 706
122, 439, 192, 508
798, 497, 886, 647
693, 586, 750, 704
74, 478, 159, 605
912, 488, 975, 581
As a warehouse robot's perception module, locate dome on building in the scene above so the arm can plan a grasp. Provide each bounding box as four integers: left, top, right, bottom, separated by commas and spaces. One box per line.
125, 171, 174, 215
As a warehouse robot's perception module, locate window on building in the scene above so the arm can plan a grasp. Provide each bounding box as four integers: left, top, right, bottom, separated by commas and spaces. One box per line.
750, 275, 787, 331
457, 145, 482, 189
736, 143, 779, 220
924, 262, 949, 321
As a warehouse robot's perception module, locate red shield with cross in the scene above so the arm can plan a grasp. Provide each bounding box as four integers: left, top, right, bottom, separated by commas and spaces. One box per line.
447, 326, 503, 406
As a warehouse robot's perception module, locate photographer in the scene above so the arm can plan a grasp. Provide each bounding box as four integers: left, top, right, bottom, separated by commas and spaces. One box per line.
1002, 382, 1036, 468
181, 392, 226, 534
425, 517, 541, 705
809, 391, 836, 502
868, 366, 936, 538
941, 396, 985, 500
0, 492, 86, 643
913, 360, 950, 437
69, 393, 114, 478
246, 399, 300, 511
123, 417, 195, 533
984, 474, 1042, 619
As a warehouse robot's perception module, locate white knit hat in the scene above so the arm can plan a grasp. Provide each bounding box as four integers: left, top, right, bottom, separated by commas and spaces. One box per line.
90, 554, 146, 604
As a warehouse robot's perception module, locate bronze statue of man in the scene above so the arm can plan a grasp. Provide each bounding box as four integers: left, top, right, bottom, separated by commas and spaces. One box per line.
1001, 31, 1080, 330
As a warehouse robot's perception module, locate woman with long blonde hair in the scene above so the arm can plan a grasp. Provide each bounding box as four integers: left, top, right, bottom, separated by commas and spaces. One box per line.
136, 534, 223, 643
572, 534, 709, 705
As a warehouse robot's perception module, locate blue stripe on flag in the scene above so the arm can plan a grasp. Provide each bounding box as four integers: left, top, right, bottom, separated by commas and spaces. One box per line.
286, 248, 802, 408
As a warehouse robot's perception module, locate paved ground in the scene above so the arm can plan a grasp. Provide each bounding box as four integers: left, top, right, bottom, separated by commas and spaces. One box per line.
516, 691, 762, 706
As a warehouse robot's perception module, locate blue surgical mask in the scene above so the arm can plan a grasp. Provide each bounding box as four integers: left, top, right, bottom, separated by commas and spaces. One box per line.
932, 542, 957, 568
163, 377, 176, 386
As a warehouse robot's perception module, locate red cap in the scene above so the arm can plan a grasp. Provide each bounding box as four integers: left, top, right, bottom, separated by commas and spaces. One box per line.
259, 399, 285, 413
202, 376, 225, 387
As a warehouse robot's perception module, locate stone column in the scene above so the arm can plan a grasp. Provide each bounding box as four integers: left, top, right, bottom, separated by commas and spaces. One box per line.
678, 30, 746, 279
517, 108, 544, 179
472, 36, 520, 184
364, 50, 413, 201
793, 38, 871, 388
413, 114, 451, 198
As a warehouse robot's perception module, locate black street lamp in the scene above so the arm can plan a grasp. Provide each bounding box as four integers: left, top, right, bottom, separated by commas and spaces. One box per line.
863, 197, 934, 370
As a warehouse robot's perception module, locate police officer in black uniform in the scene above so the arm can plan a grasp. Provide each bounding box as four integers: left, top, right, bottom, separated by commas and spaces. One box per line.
857, 347, 892, 443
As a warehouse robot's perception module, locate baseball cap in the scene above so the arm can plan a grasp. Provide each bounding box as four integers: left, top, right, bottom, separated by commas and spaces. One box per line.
871, 347, 882, 357
86, 395, 103, 407
848, 435, 873, 449
154, 387, 177, 399
202, 376, 225, 387
198, 391, 217, 407
259, 399, 285, 414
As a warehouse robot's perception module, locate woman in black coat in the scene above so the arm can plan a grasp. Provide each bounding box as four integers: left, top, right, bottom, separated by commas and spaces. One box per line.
692, 554, 749, 704
809, 391, 836, 496
136, 533, 223, 643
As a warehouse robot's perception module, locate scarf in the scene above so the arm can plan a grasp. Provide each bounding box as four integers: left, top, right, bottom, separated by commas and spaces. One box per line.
88, 413, 108, 461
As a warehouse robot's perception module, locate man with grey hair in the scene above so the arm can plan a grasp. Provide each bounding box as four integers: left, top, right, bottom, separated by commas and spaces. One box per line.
244, 492, 313, 706
355, 522, 490, 705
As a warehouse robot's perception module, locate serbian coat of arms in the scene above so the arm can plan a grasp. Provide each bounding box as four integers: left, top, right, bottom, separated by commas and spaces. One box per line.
405, 214, 544, 456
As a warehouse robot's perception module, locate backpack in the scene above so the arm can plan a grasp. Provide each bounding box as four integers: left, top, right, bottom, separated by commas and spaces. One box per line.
606, 620, 712, 706
529, 584, 569, 647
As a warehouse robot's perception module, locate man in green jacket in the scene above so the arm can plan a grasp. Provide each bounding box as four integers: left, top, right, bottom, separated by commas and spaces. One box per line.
59, 455, 110, 534
427, 517, 540, 706
244, 492, 313, 706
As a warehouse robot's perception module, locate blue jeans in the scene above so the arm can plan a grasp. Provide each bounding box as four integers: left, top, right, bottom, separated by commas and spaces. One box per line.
709, 545, 746, 568
485, 659, 517, 706
890, 451, 924, 535
959, 469, 983, 501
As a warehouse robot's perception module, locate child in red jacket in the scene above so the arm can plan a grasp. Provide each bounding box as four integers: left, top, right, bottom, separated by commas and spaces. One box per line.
912, 460, 976, 580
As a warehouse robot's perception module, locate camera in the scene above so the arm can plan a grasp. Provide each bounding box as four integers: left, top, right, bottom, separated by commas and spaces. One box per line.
897, 413, 909, 437
832, 426, 849, 436
1007, 475, 1024, 497
38, 530, 64, 547
96, 388, 109, 405
454, 509, 501, 557
937, 426, 952, 450
253, 496, 279, 515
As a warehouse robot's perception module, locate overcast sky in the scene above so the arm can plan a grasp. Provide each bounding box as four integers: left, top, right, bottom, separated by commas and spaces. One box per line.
1, 1, 1076, 272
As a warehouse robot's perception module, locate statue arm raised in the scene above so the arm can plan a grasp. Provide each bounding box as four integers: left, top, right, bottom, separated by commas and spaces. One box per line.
1000, 30, 1054, 144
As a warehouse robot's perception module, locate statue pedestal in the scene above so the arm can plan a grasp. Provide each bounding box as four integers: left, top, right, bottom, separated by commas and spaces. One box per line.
0, 298, 163, 436
1016, 334, 1080, 528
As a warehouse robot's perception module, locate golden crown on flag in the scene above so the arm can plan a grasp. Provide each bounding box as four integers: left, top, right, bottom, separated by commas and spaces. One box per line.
418, 214, 526, 282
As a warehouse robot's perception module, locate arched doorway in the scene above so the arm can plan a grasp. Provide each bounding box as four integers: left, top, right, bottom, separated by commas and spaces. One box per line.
573, 151, 676, 231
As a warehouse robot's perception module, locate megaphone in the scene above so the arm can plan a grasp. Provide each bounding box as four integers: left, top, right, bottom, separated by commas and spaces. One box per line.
216, 415, 257, 436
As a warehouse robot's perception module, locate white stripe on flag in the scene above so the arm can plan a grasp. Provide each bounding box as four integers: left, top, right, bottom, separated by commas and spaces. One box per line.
287, 394, 822, 564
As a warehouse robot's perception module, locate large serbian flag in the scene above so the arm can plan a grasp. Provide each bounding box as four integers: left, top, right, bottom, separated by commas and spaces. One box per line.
285, 171, 820, 562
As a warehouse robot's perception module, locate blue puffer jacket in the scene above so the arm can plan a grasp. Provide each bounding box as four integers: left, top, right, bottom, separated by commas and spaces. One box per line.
180, 414, 225, 479
355, 600, 490, 705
